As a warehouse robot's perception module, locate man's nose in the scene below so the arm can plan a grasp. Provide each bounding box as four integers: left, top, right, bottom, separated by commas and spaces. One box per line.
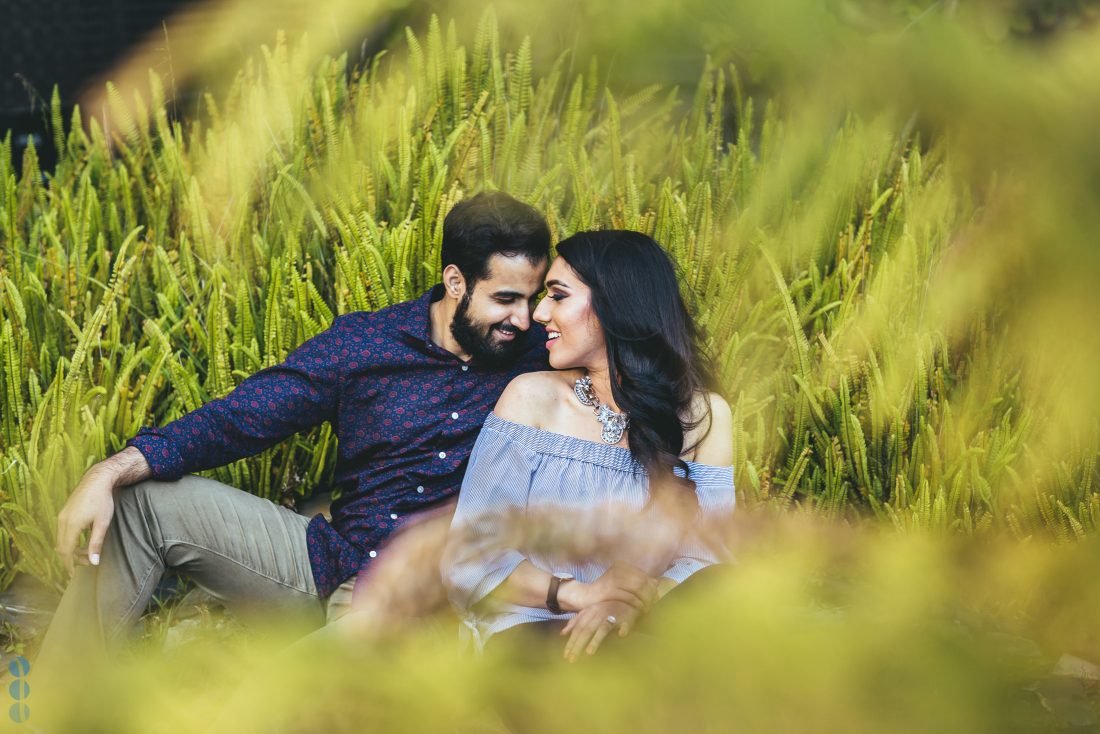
510, 304, 531, 331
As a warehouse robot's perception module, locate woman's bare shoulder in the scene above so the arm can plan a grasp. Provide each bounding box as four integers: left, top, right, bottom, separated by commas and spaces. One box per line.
683, 391, 734, 466
492, 370, 580, 429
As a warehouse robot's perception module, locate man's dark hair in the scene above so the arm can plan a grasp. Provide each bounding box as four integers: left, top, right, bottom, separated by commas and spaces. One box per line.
441, 192, 551, 286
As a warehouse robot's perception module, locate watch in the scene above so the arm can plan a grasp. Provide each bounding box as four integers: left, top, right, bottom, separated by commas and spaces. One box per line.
546, 572, 575, 615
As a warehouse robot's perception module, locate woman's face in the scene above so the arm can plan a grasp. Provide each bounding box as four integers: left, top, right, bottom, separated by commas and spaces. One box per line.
532, 257, 606, 371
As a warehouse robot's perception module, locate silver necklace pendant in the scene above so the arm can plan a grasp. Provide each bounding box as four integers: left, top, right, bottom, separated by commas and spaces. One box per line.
596, 403, 629, 444
574, 375, 597, 406
573, 374, 630, 444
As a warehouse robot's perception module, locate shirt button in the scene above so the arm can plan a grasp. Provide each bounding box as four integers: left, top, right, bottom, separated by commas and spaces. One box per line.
438, 451, 447, 459
416, 486, 425, 494
461, 365, 469, 371
390, 513, 398, 520
368, 550, 377, 558
451, 412, 459, 420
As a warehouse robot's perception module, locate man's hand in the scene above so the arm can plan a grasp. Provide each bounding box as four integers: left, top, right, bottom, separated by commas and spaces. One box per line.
560, 599, 639, 662
55, 469, 117, 575
55, 446, 151, 575
559, 561, 659, 614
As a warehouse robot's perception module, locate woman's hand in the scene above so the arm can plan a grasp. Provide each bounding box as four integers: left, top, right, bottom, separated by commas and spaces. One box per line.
560, 599, 639, 662
558, 560, 658, 613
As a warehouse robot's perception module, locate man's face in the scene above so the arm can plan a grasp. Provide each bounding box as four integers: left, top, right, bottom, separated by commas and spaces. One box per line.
450, 253, 549, 366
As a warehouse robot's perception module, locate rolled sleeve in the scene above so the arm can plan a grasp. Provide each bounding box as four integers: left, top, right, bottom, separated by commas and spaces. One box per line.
123, 314, 351, 477
126, 431, 188, 481
442, 424, 540, 613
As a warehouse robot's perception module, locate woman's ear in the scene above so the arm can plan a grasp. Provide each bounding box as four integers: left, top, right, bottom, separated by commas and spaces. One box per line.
442, 264, 467, 299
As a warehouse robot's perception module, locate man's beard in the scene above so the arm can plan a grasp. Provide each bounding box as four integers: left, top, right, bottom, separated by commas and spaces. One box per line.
450, 292, 527, 367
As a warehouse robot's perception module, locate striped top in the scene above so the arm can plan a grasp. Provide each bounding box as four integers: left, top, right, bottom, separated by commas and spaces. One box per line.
443, 412, 736, 649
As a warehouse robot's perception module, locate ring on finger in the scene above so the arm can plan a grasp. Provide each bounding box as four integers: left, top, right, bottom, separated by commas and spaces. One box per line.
606, 615, 617, 625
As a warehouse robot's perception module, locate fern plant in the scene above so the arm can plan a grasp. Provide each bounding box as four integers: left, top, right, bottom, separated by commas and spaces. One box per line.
0, 10, 1096, 591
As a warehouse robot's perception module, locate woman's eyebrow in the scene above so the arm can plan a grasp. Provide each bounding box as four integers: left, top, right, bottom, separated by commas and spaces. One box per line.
545, 279, 571, 289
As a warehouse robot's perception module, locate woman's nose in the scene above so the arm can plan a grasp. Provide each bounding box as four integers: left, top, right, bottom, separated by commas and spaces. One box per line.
532, 295, 551, 324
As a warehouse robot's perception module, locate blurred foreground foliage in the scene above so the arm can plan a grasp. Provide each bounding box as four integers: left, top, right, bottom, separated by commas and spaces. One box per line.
30, 516, 1100, 733
0, 0, 1098, 599
4, 2, 1100, 730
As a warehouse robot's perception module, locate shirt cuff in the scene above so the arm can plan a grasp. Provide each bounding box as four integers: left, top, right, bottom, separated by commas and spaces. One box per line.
467, 549, 528, 610
661, 557, 709, 586
125, 429, 187, 481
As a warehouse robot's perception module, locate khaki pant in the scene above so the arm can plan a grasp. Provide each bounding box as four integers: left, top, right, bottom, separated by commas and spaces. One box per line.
34, 474, 355, 675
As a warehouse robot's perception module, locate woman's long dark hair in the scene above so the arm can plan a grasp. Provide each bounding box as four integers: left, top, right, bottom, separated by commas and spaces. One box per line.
555, 230, 718, 481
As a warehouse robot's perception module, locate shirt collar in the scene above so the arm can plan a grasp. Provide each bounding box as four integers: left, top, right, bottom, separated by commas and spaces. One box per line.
397, 285, 445, 345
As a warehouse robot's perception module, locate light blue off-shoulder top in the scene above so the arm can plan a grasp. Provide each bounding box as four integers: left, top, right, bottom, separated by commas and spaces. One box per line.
442, 412, 736, 648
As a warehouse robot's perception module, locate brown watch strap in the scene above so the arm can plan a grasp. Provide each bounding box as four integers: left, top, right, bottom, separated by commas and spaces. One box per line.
547, 575, 566, 614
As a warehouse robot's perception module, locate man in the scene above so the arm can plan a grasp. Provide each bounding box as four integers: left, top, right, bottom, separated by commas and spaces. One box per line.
35, 192, 563, 670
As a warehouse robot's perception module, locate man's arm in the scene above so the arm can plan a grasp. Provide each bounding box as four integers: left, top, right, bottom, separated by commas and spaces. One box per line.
123, 315, 351, 480
99, 445, 153, 486
55, 314, 352, 574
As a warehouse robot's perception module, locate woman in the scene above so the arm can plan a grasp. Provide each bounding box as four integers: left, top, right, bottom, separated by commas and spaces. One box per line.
442, 230, 735, 660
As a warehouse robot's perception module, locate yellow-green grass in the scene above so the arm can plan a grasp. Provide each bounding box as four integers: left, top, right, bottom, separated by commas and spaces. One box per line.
0, 3, 1097, 597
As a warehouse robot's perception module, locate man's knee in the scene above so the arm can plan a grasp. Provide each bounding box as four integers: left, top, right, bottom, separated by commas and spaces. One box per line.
113, 477, 174, 516
111, 476, 215, 541
115, 474, 223, 515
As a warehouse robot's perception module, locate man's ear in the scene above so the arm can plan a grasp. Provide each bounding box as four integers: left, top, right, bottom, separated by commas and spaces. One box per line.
442, 264, 467, 299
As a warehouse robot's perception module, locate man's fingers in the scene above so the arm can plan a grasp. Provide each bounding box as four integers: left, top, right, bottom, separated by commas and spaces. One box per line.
56, 517, 77, 576
88, 518, 108, 566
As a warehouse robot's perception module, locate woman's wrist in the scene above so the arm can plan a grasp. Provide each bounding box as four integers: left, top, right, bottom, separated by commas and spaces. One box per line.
556, 580, 590, 612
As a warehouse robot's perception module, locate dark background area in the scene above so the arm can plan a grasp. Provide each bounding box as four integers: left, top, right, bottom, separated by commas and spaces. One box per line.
1, 0, 1095, 177
1, 0, 204, 172
0, 0, 417, 175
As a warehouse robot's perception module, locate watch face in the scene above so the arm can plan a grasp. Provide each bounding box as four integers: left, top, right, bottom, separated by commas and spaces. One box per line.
553, 572, 575, 581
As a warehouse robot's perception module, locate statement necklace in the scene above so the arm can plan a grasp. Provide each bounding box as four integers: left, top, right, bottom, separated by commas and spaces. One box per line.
573, 374, 630, 444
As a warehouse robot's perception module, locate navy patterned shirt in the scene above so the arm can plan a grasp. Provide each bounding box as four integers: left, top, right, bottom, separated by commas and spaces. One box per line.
125, 286, 550, 596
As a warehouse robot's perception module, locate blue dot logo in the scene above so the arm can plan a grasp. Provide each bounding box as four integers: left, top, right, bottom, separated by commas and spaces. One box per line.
7, 655, 30, 724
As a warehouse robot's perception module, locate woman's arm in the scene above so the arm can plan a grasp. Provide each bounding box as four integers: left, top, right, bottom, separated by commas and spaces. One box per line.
574, 393, 734, 582
442, 374, 659, 616
577, 392, 735, 610
658, 392, 736, 593
489, 559, 658, 612
686, 391, 735, 466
